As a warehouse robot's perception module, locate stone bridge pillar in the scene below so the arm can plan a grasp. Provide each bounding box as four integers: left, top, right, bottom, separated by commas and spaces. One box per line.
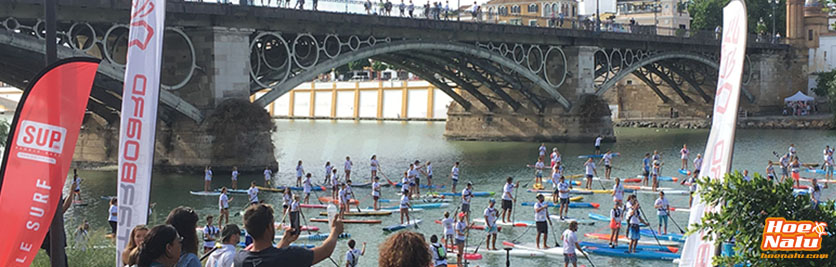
562, 46, 598, 99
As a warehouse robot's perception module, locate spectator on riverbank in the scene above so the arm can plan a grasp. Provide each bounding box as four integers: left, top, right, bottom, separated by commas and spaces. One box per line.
378, 231, 431, 267
165, 207, 200, 267
206, 224, 240, 267
136, 225, 182, 267
122, 225, 149, 266
234, 203, 344, 267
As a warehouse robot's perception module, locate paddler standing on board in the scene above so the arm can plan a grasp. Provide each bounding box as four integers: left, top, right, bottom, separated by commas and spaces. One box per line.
556, 175, 571, 220
551, 162, 564, 204
598, 150, 614, 180
594, 135, 603, 155
642, 153, 651, 186
461, 182, 474, 222
451, 161, 461, 193
338, 182, 349, 218
791, 157, 802, 187
247, 181, 259, 206
331, 168, 340, 200
693, 153, 703, 179
651, 160, 662, 192
550, 148, 561, 168
626, 197, 648, 254
780, 153, 790, 183
680, 144, 689, 171
527, 157, 547, 189
539, 143, 547, 158
500, 177, 518, 223
370, 155, 379, 182
400, 189, 411, 224
583, 158, 597, 189
824, 149, 834, 182
810, 178, 827, 209
484, 198, 500, 250
407, 163, 419, 197
612, 177, 624, 205
263, 166, 273, 187
346, 179, 356, 211
372, 176, 382, 210
303, 173, 313, 204
454, 212, 469, 266
534, 194, 550, 249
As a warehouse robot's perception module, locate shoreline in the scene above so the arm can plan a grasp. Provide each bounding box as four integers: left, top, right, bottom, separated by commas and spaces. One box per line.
614, 114, 834, 130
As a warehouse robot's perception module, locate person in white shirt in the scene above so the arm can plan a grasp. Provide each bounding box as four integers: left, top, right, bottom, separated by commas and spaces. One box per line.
654, 191, 670, 235
339, 183, 349, 218
218, 187, 233, 226
627, 198, 648, 253
612, 177, 624, 204
344, 239, 366, 267
450, 162, 460, 193
584, 158, 597, 189
562, 221, 584, 267
594, 135, 603, 154
205, 224, 240, 267
810, 178, 828, 209
742, 170, 751, 182
779, 153, 790, 182
345, 180, 356, 211
556, 176, 571, 220
550, 148, 561, 168
651, 160, 662, 192
765, 160, 777, 181
441, 211, 455, 249
288, 195, 302, 233
484, 199, 500, 250
539, 143, 547, 158
598, 150, 614, 180
370, 155, 380, 181
303, 173, 313, 203
680, 144, 690, 171
461, 182, 474, 222
71, 169, 83, 201
408, 162, 420, 196
534, 194, 550, 249
263, 166, 273, 187
296, 160, 305, 187
344, 156, 353, 181
372, 176, 382, 210
324, 161, 333, 185
789, 144, 797, 158
681, 172, 698, 207
202, 215, 220, 253
454, 213, 469, 266
527, 158, 546, 187
282, 188, 292, 216
331, 168, 340, 199
248, 181, 259, 205
608, 202, 623, 248
551, 162, 564, 193
204, 166, 213, 192
693, 154, 703, 179
108, 198, 118, 235
429, 235, 448, 267
231, 166, 239, 190
500, 177, 519, 223
825, 151, 835, 181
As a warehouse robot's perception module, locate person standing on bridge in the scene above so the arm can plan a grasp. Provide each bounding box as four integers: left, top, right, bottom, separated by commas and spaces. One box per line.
284, 0, 291, 8
296, 0, 305, 10
408, 0, 415, 17
399, 0, 406, 16
312, 0, 318, 10
365, 0, 372, 14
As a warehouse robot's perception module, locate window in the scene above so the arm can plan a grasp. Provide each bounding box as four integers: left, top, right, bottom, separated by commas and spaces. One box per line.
499, 6, 508, 15
529, 19, 538, 26
543, 3, 551, 16
510, 18, 522, 25
510, 5, 520, 14
809, 29, 814, 41
528, 4, 539, 13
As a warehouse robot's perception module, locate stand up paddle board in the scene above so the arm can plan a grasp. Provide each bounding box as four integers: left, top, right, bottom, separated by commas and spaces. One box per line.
383, 219, 422, 232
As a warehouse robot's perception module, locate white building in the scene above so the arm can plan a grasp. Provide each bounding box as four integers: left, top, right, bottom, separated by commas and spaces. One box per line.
577, 0, 616, 16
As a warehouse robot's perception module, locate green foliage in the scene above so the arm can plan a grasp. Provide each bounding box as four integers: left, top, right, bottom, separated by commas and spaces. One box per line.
0, 119, 8, 148
814, 70, 836, 120
689, 172, 836, 266
371, 60, 390, 72
348, 59, 371, 71
689, 0, 786, 35
32, 229, 116, 267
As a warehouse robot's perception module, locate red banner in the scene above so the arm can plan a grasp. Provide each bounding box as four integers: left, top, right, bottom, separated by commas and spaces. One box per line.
0, 58, 100, 266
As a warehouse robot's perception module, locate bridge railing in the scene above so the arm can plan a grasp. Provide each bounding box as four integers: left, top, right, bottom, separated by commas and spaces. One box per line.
194, 0, 784, 44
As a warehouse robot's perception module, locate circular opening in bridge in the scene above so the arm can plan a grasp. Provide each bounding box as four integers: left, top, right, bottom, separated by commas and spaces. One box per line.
160, 28, 194, 88
512, 44, 525, 64
526, 46, 544, 73
292, 34, 320, 70
3, 17, 19, 31
323, 35, 341, 58
348, 36, 361, 51
103, 25, 130, 66
250, 32, 292, 89
543, 46, 567, 88
68, 23, 97, 52
259, 35, 291, 71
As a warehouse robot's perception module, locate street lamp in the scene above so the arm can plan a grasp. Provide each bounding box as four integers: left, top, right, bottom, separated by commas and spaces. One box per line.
770, 0, 779, 39
595, 0, 600, 32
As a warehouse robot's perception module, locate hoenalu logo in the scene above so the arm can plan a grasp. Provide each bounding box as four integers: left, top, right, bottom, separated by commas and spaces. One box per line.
761, 218, 829, 251
15, 120, 67, 164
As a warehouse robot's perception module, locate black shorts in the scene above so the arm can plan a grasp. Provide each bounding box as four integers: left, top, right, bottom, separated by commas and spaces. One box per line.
502, 200, 512, 210
694, 169, 701, 175
595, 145, 601, 151
560, 198, 569, 205
643, 170, 649, 177
415, 178, 420, 185
461, 203, 470, 212
73, 189, 80, 192
373, 196, 379, 200
428, 175, 433, 180
536, 221, 548, 234
605, 165, 612, 170
109, 221, 117, 234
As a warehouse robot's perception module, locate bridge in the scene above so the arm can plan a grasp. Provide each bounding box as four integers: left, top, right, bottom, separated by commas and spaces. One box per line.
0, 0, 796, 169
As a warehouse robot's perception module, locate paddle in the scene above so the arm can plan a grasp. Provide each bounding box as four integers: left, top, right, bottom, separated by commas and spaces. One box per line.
199, 246, 220, 261
580, 249, 596, 267
546, 209, 561, 248
636, 204, 664, 247
511, 182, 527, 224
668, 212, 686, 234
596, 176, 607, 190
409, 201, 419, 229
233, 198, 252, 217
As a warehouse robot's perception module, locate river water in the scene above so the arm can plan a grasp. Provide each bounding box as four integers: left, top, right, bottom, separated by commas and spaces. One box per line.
62, 119, 836, 266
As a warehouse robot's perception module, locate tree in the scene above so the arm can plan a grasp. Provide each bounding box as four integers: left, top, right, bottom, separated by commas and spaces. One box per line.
689, 172, 836, 266
689, 0, 786, 35
0, 119, 7, 148
370, 60, 390, 72
814, 70, 836, 120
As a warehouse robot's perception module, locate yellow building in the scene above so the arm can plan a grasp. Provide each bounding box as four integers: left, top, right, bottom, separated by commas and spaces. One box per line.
483, 0, 579, 27
613, 0, 690, 35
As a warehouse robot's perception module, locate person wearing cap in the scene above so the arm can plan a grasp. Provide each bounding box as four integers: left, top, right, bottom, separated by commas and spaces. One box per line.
484, 199, 500, 250
500, 177, 519, 223
534, 194, 550, 249
372, 176, 382, 210
654, 191, 669, 235
345, 180, 355, 211
461, 182, 474, 222
205, 224, 240, 267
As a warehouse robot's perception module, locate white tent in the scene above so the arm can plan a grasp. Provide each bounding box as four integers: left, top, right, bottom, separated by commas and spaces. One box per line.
784, 91, 815, 102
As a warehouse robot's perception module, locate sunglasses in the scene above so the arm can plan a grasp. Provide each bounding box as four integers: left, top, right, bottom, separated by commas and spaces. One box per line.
173, 235, 184, 244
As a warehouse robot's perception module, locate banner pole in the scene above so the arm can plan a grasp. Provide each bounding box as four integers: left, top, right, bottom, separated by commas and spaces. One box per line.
44, 0, 67, 266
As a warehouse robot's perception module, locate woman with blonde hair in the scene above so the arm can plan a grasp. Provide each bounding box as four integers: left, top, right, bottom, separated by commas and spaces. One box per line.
378, 231, 431, 267
122, 225, 149, 266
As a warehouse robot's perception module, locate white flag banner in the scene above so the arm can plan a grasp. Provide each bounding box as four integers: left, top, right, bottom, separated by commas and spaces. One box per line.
115, 0, 165, 265
679, 0, 747, 266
